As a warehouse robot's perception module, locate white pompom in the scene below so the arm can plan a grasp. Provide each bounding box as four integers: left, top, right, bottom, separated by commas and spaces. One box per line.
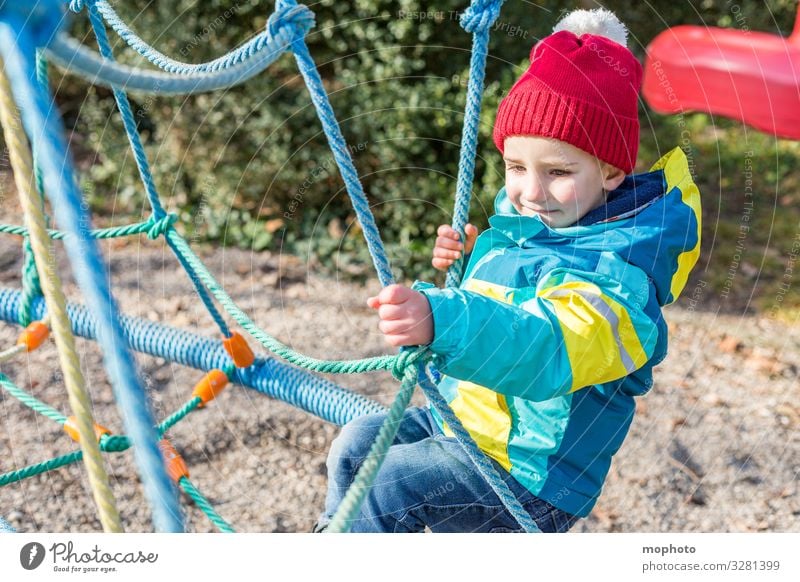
552, 8, 629, 47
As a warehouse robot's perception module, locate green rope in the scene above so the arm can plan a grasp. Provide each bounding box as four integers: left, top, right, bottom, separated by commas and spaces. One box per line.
18, 51, 50, 328
0, 450, 82, 487
326, 360, 421, 532
0, 373, 67, 424
157, 397, 202, 437
0, 215, 176, 241
33, 49, 48, 199
97, 434, 129, 452
167, 227, 430, 380
179, 477, 235, 533
19, 237, 43, 327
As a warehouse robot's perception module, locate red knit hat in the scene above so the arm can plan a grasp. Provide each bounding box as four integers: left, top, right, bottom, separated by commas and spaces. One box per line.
493, 9, 643, 173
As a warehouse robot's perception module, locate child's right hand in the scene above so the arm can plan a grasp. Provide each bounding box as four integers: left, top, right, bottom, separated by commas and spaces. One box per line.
432, 223, 479, 272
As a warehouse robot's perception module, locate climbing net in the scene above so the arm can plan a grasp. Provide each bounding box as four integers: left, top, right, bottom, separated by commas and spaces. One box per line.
0, 0, 540, 533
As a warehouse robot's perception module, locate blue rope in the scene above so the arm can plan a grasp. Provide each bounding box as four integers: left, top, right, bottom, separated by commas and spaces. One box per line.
45, 4, 314, 94
0, 287, 384, 426
86, 0, 297, 75
86, 4, 167, 219
165, 233, 231, 338
285, 14, 394, 286
445, 0, 506, 289
86, 6, 231, 338
0, 18, 184, 533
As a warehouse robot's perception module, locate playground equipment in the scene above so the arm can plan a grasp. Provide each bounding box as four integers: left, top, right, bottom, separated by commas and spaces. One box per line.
0, 0, 540, 533
643, 3, 800, 139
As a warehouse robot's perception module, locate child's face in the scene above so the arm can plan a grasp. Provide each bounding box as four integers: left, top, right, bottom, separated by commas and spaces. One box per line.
502, 136, 625, 228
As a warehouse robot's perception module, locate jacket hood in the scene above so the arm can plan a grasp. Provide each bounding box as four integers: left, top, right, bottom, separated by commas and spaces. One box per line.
489, 147, 701, 306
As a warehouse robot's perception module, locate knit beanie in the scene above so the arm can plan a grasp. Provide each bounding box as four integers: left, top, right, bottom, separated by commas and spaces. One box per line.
493, 9, 643, 173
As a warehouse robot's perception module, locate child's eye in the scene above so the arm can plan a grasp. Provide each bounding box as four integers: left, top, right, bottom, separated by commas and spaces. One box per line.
506, 165, 526, 173
550, 169, 571, 177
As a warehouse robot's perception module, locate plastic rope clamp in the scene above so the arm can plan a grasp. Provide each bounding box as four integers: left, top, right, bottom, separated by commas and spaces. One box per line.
16, 321, 49, 352
191, 369, 229, 407
158, 439, 189, 483
64, 416, 112, 443
222, 332, 255, 368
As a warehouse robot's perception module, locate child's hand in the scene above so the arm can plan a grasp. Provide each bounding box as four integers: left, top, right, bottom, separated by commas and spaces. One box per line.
367, 284, 433, 347
432, 223, 479, 272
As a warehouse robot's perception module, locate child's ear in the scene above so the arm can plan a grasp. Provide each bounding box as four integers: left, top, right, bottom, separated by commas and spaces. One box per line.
601, 163, 626, 192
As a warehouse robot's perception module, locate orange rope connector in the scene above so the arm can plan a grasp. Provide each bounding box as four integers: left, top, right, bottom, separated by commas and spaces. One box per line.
191, 369, 229, 407
159, 439, 189, 484
64, 416, 112, 443
16, 321, 49, 352
222, 331, 255, 368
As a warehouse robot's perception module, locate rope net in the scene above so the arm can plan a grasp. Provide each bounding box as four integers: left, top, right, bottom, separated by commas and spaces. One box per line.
0, 0, 540, 533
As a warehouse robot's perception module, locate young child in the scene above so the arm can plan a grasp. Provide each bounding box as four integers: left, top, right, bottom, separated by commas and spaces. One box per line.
315, 8, 701, 533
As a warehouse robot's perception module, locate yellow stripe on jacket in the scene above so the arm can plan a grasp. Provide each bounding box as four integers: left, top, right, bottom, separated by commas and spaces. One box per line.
440, 278, 514, 472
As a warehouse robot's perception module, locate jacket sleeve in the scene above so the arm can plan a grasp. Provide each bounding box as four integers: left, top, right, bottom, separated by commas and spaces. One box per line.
416, 253, 660, 402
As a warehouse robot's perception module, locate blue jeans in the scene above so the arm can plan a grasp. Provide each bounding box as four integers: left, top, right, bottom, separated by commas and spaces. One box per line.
316, 406, 580, 533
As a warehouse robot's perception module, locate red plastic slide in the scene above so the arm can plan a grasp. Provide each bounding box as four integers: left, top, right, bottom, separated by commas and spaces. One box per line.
643, 5, 800, 139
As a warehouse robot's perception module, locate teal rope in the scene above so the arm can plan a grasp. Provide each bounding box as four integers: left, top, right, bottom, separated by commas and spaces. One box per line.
33, 49, 48, 199
179, 477, 235, 533
17, 50, 51, 328
0, 373, 67, 424
164, 229, 425, 379
157, 397, 202, 437
0, 450, 83, 487
18, 237, 42, 327
418, 369, 540, 532
326, 360, 422, 532
0, 217, 173, 240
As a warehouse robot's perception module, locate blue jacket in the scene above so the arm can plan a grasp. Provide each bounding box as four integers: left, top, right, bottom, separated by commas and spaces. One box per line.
417, 147, 701, 517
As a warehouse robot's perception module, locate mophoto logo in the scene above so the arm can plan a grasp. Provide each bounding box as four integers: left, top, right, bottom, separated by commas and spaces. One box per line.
20, 542, 46, 570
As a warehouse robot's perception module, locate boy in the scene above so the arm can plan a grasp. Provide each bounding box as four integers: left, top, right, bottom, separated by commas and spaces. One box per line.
315, 8, 701, 533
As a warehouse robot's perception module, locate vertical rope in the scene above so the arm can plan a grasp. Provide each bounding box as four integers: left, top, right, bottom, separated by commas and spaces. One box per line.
445, 0, 505, 289
17, 51, 49, 327
326, 361, 421, 532
0, 57, 124, 533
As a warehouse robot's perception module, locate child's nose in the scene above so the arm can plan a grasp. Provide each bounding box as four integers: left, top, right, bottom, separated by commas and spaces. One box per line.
520, 176, 547, 204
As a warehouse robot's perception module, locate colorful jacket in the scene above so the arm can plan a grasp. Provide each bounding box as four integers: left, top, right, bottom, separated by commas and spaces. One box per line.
416, 147, 701, 517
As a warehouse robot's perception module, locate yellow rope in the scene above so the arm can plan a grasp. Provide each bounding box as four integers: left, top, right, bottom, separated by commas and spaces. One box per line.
0, 59, 124, 533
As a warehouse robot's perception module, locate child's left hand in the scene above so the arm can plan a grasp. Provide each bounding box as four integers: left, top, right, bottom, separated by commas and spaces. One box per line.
367, 284, 433, 347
